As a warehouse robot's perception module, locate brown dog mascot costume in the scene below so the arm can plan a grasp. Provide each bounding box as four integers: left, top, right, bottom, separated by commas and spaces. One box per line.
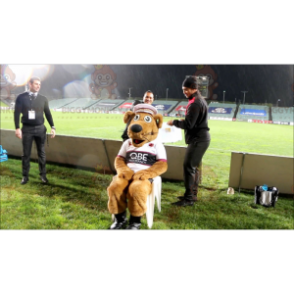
107, 104, 168, 229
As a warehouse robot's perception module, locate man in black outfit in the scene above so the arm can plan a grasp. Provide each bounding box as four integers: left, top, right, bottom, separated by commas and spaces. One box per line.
167, 76, 210, 206
121, 90, 154, 141
14, 77, 56, 185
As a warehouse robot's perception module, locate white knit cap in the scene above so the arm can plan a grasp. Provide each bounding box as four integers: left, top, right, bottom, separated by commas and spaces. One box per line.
133, 104, 158, 116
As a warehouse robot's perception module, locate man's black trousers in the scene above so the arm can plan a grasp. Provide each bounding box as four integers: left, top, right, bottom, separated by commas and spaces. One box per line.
183, 140, 210, 199
22, 125, 47, 177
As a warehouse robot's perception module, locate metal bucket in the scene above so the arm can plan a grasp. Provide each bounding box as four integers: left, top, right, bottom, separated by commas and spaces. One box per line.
260, 191, 273, 206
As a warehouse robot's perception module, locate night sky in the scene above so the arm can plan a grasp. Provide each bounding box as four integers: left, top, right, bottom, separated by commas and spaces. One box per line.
11, 64, 294, 106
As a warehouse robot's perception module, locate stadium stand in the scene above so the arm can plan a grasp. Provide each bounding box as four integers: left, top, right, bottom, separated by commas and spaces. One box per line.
49, 98, 79, 109
87, 99, 125, 112
0, 100, 10, 107
64, 98, 101, 110
236, 104, 270, 122
112, 99, 180, 115
152, 100, 179, 115
114, 100, 136, 112
169, 100, 218, 117
208, 102, 236, 121
169, 101, 188, 117
271, 107, 294, 125
0, 97, 15, 106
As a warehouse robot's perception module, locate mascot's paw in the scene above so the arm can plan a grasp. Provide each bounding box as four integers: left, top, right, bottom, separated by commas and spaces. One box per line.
133, 171, 154, 181
118, 170, 134, 181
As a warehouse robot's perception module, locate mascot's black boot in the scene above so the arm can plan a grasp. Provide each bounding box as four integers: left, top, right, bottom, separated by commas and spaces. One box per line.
126, 215, 141, 230
109, 211, 128, 229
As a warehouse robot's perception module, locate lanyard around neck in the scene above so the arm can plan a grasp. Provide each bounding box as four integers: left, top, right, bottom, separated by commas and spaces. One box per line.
29, 94, 37, 110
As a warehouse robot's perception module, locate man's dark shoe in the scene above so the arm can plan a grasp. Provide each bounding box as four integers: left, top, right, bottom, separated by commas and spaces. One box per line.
109, 211, 128, 230
40, 176, 49, 184
21, 177, 29, 185
126, 222, 141, 230
172, 199, 194, 207
177, 196, 198, 202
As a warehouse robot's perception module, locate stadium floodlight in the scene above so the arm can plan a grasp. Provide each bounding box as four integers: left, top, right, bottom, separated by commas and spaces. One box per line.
277, 99, 281, 107
128, 87, 133, 98
196, 75, 209, 98
241, 91, 248, 104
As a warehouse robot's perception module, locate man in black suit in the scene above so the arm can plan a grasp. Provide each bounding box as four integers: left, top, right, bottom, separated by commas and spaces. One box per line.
14, 77, 56, 184
121, 90, 154, 141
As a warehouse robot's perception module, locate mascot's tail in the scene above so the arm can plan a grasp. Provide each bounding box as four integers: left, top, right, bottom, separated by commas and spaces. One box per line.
146, 176, 161, 229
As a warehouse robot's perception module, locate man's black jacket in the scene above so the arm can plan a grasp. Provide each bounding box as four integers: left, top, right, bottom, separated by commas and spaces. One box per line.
14, 92, 54, 129
173, 94, 210, 144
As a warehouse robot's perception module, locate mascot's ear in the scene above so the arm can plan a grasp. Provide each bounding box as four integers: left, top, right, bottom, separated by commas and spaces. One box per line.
123, 111, 135, 123
153, 114, 163, 129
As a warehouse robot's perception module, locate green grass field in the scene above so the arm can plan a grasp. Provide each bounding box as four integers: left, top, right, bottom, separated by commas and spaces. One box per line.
1, 110, 292, 190
1, 110, 292, 154
0, 110, 293, 229
0, 101, 9, 107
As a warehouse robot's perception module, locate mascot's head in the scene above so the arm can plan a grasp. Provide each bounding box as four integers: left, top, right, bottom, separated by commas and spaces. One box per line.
123, 104, 163, 147
91, 65, 116, 87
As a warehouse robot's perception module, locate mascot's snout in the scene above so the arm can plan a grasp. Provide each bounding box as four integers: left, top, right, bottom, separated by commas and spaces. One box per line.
130, 124, 142, 133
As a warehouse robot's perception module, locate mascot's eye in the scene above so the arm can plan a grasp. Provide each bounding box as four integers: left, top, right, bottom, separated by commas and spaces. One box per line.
106, 74, 110, 80
144, 116, 152, 123
207, 74, 213, 83
98, 74, 102, 80
4, 74, 10, 82
134, 114, 140, 121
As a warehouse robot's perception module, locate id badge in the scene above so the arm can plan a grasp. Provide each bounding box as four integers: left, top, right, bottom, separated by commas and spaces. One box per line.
28, 111, 36, 119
